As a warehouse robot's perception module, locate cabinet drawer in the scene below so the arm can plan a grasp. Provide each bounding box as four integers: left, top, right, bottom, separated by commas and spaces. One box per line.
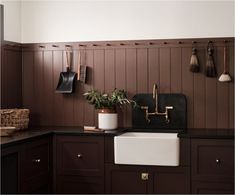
192, 181, 234, 194
56, 136, 104, 176
191, 139, 234, 182
56, 175, 104, 194
21, 137, 50, 181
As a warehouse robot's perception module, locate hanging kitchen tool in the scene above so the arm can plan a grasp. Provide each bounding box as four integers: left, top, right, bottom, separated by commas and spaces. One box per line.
77, 50, 87, 83
189, 42, 200, 73
56, 48, 77, 93
205, 41, 217, 77
218, 42, 232, 82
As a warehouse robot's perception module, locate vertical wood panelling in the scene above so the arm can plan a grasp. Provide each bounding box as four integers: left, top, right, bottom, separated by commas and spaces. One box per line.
74, 50, 84, 126
94, 49, 105, 126
170, 48, 182, 93
148, 48, 159, 93
217, 47, 229, 128
182, 47, 194, 128
1, 48, 22, 108
159, 48, 171, 93
137, 48, 148, 93
20, 39, 234, 129
84, 49, 95, 126
53, 51, 64, 126
62, 51, 75, 126
115, 49, 126, 127
34, 51, 44, 125
104, 49, 115, 93
126, 48, 137, 127
229, 46, 234, 129
193, 47, 206, 128
22, 51, 34, 124
43, 51, 53, 125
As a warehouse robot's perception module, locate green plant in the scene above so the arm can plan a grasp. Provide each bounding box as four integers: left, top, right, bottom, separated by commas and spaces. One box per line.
84, 89, 136, 110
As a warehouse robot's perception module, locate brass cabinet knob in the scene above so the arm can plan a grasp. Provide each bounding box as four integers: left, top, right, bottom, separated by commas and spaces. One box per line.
141, 173, 149, 181
77, 154, 82, 158
32, 159, 41, 163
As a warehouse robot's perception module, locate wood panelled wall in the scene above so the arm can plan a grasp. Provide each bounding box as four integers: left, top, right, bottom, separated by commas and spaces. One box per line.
21, 38, 234, 129
1, 41, 22, 108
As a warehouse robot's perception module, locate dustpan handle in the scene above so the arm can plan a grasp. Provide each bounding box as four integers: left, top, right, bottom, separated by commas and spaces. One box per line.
66, 49, 70, 71
77, 51, 81, 80
224, 45, 227, 73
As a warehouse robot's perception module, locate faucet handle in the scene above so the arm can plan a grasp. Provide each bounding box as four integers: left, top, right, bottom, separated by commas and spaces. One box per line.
166, 106, 173, 110
141, 106, 149, 110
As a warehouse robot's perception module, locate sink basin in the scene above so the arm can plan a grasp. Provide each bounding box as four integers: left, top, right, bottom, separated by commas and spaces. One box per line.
114, 132, 180, 166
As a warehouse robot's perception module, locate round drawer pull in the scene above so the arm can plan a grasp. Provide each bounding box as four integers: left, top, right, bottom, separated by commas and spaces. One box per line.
32, 159, 41, 163
77, 154, 83, 158
215, 159, 220, 163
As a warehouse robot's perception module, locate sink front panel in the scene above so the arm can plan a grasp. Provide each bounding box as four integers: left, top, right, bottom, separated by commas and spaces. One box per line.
114, 132, 180, 166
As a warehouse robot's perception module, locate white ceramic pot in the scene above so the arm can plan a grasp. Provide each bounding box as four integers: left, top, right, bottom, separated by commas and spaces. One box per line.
98, 112, 118, 130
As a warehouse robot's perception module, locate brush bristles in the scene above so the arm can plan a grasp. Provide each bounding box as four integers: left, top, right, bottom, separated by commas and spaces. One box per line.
206, 55, 217, 77
190, 53, 200, 73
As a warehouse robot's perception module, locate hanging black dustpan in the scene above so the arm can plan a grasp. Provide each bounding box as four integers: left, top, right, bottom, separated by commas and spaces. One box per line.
56, 49, 77, 93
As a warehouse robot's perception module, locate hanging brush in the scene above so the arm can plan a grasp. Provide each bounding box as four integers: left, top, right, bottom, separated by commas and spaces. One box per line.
189, 42, 200, 73
205, 41, 217, 77
218, 41, 232, 82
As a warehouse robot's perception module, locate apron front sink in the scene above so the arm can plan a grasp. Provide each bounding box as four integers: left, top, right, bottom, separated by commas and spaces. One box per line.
114, 132, 180, 166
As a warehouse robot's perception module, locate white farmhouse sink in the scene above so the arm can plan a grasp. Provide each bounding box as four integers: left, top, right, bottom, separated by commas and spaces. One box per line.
114, 132, 180, 166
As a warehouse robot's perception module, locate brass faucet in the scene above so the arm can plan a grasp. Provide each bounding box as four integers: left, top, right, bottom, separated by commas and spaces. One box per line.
141, 84, 173, 123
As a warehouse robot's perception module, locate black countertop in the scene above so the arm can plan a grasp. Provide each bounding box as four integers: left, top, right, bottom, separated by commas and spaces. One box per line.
0, 126, 234, 148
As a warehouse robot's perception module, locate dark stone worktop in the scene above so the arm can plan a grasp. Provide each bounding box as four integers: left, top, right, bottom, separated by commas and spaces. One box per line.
0, 126, 234, 148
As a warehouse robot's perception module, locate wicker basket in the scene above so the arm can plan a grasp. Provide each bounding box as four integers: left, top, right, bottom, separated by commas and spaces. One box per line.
0, 109, 30, 130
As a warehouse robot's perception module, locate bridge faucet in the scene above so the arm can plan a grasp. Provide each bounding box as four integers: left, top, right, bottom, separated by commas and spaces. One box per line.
141, 84, 173, 123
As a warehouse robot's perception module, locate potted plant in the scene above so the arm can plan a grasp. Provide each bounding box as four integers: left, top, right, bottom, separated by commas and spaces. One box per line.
84, 89, 136, 130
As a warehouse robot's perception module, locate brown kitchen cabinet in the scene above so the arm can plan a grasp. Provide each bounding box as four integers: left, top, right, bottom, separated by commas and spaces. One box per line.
1, 135, 52, 194
1, 145, 20, 194
105, 136, 190, 194
191, 139, 234, 194
20, 136, 52, 194
105, 164, 190, 194
55, 135, 105, 194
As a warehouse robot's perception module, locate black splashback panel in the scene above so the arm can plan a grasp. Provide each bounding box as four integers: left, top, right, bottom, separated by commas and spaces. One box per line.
132, 94, 187, 131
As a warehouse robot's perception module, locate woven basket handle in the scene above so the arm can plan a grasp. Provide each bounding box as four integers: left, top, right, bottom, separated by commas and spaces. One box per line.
1, 110, 14, 115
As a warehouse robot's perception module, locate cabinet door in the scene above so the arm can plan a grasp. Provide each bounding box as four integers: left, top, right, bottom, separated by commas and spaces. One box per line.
151, 167, 190, 194
191, 139, 234, 182
20, 136, 52, 194
1, 149, 19, 194
105, 164, 149, 194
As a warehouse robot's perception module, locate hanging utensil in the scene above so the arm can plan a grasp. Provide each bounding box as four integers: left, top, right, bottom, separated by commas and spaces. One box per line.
56, 48, 77, 93
218, 42, 232, 82
205, 41, 217, 77
77, 50, 87, 83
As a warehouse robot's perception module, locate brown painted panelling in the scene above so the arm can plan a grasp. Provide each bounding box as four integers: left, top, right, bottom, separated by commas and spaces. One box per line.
159, 48, 171, 93
229, 46, 234, 129
181, 47, 194, 128
1, 44, 22, 109
126, 48, 137, 127
115, 49, 126, 127
217, 47, 229, 128
137, 48, 148, 93
21, 38, 234, 129
22, 51, 34, 125
148, 48, 159, 93
52, 51, 64, 126
83, 49, 95, 126
170, 48, 182, 93
193, 47, 206, 128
